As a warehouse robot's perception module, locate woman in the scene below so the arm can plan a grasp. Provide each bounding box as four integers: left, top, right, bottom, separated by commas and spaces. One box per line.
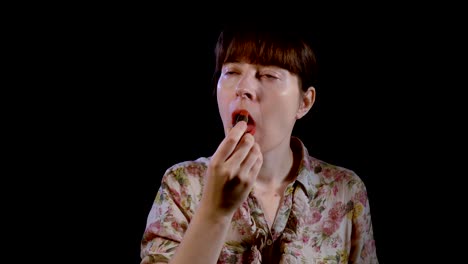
140, 25, 378, 263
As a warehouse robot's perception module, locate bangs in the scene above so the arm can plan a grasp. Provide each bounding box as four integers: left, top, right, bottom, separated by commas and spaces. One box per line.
213, 26, 318, 93
218, 30, 304, 75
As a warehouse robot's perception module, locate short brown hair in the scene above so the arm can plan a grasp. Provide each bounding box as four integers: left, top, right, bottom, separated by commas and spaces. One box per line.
213, 24, 318, 93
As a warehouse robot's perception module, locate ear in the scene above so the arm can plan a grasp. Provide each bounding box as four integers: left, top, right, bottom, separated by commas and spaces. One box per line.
296, 86, 316, 119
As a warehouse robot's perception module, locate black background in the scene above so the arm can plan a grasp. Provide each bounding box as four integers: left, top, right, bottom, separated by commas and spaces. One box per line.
22, 5, 461, 263
103, 23, 396, 262
76, 21, 408, 263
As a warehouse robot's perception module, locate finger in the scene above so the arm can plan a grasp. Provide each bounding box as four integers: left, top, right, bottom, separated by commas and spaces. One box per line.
225, 132, 255, 165
212, 121, 248, 162
248, 153, 263, 181
237, 142, 262, 181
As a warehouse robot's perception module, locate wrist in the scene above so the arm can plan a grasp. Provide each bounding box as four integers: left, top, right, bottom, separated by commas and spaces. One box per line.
197, 200, 235, 224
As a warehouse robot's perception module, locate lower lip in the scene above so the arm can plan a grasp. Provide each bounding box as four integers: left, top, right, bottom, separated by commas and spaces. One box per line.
246, 125, 256, 135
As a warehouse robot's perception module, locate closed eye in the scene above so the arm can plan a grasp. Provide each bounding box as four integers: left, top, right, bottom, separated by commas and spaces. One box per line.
221, 69, 241, 77
258, 73, 278, 80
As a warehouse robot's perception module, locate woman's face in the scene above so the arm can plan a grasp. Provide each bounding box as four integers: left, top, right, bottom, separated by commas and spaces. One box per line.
217, 62, 309, 153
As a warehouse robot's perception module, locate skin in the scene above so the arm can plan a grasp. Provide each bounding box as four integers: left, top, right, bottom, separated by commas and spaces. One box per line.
167, 61, 315, 264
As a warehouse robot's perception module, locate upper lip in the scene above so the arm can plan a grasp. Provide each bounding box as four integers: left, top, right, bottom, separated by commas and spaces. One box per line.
231, 109, 255, 126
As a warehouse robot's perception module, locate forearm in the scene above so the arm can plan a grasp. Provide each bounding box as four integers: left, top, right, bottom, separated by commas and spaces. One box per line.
169, 204, 233, 264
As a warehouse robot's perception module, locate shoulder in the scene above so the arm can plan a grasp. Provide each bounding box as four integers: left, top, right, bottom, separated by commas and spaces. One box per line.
164, 157, 210, 175
160, 157, 211, 186
308, 155, 368, 195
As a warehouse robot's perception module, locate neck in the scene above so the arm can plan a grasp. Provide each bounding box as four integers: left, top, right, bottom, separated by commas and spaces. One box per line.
256, 138, 296, 188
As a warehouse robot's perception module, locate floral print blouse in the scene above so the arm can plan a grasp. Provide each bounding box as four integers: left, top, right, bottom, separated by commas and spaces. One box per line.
140, 137, 378, 263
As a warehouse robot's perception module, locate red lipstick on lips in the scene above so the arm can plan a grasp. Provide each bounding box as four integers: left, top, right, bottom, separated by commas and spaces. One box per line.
235, 110, 249, 124
232, 109, 256, 135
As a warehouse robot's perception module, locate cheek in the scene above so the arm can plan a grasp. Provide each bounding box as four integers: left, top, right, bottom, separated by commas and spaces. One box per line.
216, 93, 232, 121
216, 81, 229, 106
269, 92, 301, 114
262, 96, 300, 130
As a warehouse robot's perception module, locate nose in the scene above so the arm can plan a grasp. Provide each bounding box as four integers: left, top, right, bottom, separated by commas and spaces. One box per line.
235, 74, 255, 100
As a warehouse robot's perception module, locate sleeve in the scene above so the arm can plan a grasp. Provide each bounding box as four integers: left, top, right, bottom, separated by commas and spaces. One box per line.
140, 168, 194, 264
349, 177, 379, 264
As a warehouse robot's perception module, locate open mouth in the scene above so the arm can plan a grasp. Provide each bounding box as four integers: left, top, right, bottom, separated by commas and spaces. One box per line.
232, 109, 256, 135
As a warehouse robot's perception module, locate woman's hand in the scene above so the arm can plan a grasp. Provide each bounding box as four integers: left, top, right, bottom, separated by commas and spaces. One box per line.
201, 121, 263, 219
